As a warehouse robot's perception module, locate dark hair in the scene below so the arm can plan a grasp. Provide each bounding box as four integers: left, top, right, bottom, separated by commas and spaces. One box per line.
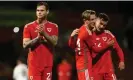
18, 57, 26, 63
37, 2, 49, 11
98, 13, 110, 22
82, 10, 96, 20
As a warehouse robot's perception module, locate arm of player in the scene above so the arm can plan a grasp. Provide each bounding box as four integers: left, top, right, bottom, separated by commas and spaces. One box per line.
113, 38, 125, 70
113, 39, 124, 62
85, 29, 112, 53
37, 24, 58, 46
105, 30, 125, 70
85, 35, 113, 53
68, 37, 76, 49
42, 33, 58, 46
68, 29, 79, 49
23, 25, 40, 49
76, 33, 87, 55
105, 30, 124, 62
23, 37, 40, 49
92, 40, 114, 53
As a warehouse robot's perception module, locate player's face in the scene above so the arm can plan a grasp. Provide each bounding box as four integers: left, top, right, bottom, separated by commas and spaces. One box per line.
95, 18, 107, 32
36, 5, 48, 19
88, 14, 96, 30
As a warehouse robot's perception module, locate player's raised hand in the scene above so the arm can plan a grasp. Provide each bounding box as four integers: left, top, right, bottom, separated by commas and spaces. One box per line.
36, 24, 44, 36
71, 28, 79, 37
118, 61, 125, 70
107, 40, 114, 47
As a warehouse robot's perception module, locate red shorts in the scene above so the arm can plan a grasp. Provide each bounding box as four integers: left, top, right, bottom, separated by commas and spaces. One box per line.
76, 53, 93, 80
77, 69, 92, 80
28, 66, 52, 80
92, 72, 117, 80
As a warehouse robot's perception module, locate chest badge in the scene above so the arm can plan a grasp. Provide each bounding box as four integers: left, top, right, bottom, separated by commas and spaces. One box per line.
47, 28, 52, 32
102, 37, 107, 41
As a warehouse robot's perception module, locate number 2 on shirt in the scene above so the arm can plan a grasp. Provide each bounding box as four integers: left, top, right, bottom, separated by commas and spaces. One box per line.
95, 42, 102, 47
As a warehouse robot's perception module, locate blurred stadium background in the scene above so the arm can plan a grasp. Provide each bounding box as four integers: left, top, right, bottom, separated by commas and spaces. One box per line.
0, 1, 133, 80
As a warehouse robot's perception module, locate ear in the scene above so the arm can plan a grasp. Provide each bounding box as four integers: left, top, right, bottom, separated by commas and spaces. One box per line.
47, 10, 49, 14
85, 20, 89, 24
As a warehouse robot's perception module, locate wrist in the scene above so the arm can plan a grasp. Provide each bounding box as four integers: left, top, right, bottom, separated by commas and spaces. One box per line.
70, 36, 75, 39
70, 34, 75, 37
36, 36, 41, 41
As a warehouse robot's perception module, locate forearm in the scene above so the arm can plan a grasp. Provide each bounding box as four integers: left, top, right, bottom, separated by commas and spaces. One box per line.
42, 32, 58, 46
118, 51, 124, 62
68, 36, 76, 49
85, 39, 109, 53
113, 39, 124, 62
114, 45, 124, 62
23, 36, 40, 49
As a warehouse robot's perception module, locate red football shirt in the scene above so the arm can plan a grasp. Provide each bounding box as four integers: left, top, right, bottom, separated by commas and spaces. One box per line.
68, 25, 94, 75
57, 61, 72, 80
23, 20, 58, 67
91, 30, 124, 73
68, 25, 105, 70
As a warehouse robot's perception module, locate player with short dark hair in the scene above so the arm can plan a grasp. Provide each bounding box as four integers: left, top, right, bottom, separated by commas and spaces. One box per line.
68, 11, 117, 80
23, 2, 58, 80
92, 13, 125, 80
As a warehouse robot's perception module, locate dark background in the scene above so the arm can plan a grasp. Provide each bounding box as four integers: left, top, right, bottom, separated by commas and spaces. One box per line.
0, 1, 133, 80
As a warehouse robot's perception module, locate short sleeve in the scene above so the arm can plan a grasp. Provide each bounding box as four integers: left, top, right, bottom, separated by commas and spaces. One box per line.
23, 25, 30, 38
51, 24, 58, 36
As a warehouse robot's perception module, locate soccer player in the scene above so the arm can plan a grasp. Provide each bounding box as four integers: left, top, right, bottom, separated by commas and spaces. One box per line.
23, 2, 58, 80
68, 10, 96, 80
92, 13, 125, 80
13, 57, 28, 80
69, 10, 103, 80
68, 10, 116, 80
57, 58, 72, 80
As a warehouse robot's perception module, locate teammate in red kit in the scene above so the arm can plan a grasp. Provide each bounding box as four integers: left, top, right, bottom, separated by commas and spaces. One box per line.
92, 13, 125, 80
57, 58, 72, 80
68, 10, 98, 80
68, 11, 118, 80
23, 2, 58, 80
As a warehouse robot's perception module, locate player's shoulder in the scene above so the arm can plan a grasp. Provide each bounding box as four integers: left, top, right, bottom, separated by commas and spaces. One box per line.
78, 26, 87, 38
48, 21, 58, 28
104, 30, 115, 38
24, 21, 35, 28
79, 26, 85, 34
79, 25, 85, 30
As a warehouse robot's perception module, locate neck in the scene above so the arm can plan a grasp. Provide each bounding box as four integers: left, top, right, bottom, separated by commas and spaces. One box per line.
84, 23, 92, 31
95, 30, 104, 35
84, 23, 88, 28
37, 18, 47, 24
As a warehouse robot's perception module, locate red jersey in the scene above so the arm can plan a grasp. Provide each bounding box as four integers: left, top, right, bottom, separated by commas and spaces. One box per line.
68, 25, 95, 80
23, 21, 58, 67
92, 30, 124, 74
57, 61, 72, 80
68, 26, 108, 70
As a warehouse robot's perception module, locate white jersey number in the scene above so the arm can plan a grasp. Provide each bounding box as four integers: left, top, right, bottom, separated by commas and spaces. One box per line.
95, 42, 101, 47
46, 72, 51, 80
77, 38, 81, 55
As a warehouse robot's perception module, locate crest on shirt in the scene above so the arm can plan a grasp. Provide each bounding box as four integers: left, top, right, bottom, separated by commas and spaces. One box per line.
30, 76, 33, 80
47, 28, 52, 32
102, 37, 107, 41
